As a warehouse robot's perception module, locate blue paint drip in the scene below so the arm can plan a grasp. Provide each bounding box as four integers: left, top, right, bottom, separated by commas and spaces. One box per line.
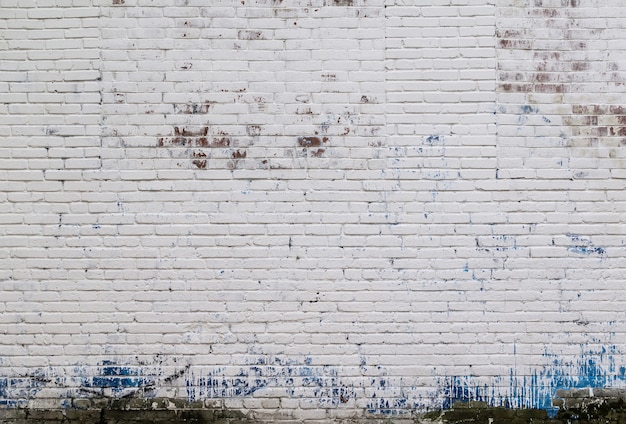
186, 358, 355, 408
439, 345, 626, 418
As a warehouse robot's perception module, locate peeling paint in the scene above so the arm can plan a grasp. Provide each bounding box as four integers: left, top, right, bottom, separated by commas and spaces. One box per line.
1, 349, 626, 418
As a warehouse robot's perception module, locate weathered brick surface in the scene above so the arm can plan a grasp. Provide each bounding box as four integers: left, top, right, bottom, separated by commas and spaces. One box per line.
1, 0, 626, 421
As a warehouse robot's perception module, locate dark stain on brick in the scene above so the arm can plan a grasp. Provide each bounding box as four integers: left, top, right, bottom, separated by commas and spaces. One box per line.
499, 83, 532, 93
610, 106, 626, 114
211, 137, 230, 147
533, 73, 556, 83
175, 127, 208, 137
572, 62, 589, 71
360, 96, 369, 103
112, 0, 124, 4
296, 107, 313, 115
531, 8, 559, 18
297, 136, 328, 148
192, 151, 207, 169
584, 116, 599, 126
570, 0, 579, 6
174, 103, 213, 115
158, 127, 209, 148
499, 39, 532, 49
565, 104, 626, 151
496, 29, 524, 38
310, 149, 325, 158
231, 150, 247, 159
610, 127, 626, 137
535, 84, 566, 93
238, 30, 265, 40
247, 125, 262, 136
331, 0, 353, 5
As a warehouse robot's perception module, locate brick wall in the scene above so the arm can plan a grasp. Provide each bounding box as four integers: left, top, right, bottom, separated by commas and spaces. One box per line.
1, 0, 626, 421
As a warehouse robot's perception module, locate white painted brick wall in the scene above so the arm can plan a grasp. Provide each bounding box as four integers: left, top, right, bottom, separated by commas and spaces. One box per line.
1, 0, 626, 420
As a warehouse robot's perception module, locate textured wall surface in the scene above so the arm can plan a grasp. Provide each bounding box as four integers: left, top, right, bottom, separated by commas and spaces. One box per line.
1, 0, 626, 421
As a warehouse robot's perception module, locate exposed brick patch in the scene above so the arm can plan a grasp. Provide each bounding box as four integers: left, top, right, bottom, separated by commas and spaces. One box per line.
156, 126, 239, 169
297, 136, 328, 148
210, 137, 230, 147
565, 105, 626, 154
192, 151, 207, 169
231, 150, 246, 159
158, 127, 209, 148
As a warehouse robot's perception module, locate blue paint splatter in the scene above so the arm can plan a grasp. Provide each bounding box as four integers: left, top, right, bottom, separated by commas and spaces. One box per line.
186, 357, 355, 408
81, 361, 158, 397
568, 246, 605, 256
565, 234, 605, 257
1, 349, 625, 417
520, 105, 539, 114
438, 345, 626, 417
424, 135, 444, 145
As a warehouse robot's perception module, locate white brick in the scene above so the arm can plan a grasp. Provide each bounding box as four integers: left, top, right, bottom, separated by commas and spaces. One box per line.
1, 0, 626, 421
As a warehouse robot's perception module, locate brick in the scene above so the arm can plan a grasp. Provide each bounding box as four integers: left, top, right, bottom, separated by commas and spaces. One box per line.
1, 1, 626, 422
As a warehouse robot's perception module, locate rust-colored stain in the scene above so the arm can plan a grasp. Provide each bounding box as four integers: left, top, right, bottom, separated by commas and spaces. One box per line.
158, 127, 209, 147
310, 148, 325, 158
175, 127, 208, 137
192, 151, 207, 169
157, 125, 236, 169
231, 150, 247, 159
297, 136, 328, 148
211, 137, 230, 147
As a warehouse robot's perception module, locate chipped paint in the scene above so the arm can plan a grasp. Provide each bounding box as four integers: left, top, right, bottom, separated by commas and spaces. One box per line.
2, 349, 624, 418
